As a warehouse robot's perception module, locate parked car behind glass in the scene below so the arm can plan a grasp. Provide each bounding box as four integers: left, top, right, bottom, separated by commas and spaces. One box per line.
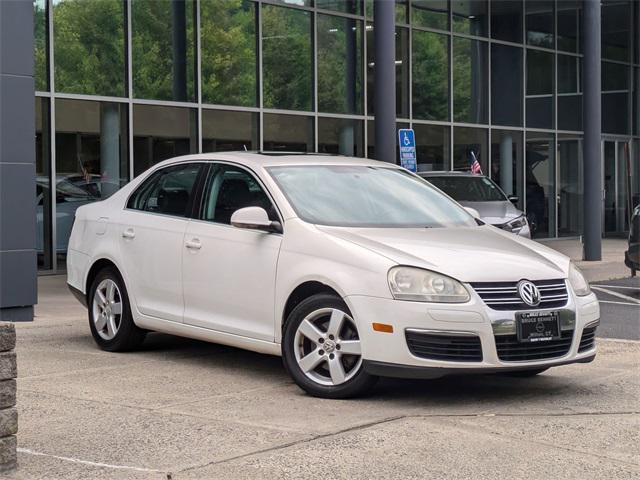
419, 171, 531, 238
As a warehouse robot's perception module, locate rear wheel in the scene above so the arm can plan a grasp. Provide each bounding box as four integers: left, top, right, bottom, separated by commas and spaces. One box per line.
88, 267, 146, 352
282, 293, 377, 398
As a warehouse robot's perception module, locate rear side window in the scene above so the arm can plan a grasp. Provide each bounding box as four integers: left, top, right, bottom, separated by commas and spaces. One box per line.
127, 163, 201, 217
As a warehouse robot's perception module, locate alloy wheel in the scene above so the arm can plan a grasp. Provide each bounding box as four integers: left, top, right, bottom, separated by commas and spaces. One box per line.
293, 308, 362, 386
92, 278, 123, 341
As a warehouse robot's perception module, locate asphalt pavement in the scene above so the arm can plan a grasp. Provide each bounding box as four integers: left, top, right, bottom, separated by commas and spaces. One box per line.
591, 276, 640, 340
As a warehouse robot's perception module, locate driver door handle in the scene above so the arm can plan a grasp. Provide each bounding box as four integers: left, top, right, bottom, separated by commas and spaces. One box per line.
185, 238, 202, 250
122, 228, 135, 239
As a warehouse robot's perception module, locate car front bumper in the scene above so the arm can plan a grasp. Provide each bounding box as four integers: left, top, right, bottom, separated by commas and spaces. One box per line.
345, 288, 599, 379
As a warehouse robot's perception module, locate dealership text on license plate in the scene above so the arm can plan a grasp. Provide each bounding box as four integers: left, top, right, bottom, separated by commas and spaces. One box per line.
516, 311, 560, 343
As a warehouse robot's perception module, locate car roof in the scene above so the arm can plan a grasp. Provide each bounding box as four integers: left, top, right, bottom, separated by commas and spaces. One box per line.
151, 151, 399, 170
418, 171, 481, 177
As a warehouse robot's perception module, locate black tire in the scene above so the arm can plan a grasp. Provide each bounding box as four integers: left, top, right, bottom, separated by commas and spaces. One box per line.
282, 293, 378, 399
501, 367, 549, 378
88, 267, 146, 352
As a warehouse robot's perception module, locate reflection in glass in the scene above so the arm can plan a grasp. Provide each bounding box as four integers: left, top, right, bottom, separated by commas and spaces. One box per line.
133, 105, 197, 176
453, 127, 488, 174
53, 0, 125, 96
34, 0, 47, 91
412, 0, 449, 30
317, 0, 361, 15
491, 44, 522, 127
36, 99, 52, 270
526, 0, 554, 48
367, 26, 409, 118
633, 140, 640, 207
366, 0, 408, 23
601, 0, 630, 62
202, 110, 258, 152
55, 99, 129, 261
452, 0, 487, 36
557, 0, 581, 53
132, 0, 196, 102
318, 15, 362, 115
263, 114, 314, 152
526, 50, 554, 129
635, 68, 639, 136
526, 133, 555, 238
602, 62, 630, 135
412, 30, 448, 121
262, 5, 312, 111
557, 135, 583, 237
414, 124, 450, 172
558, 55, 582, 131
201, 0, 256, 107
318, 118, 364, 157
453, 38, 488, 124
491, 0, 523, 43
491, 130, 523, 210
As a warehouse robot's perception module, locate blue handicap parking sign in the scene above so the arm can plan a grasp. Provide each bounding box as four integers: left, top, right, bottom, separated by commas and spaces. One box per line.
398, 129, 417, 172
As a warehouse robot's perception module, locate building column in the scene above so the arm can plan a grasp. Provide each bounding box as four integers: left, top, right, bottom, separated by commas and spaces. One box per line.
0, 0, 36, 321
583, 0, 602, 260
499, 134, 513, 196
100, 104, 120, 198
373, 0, 396, 163
171, 0, 187, 102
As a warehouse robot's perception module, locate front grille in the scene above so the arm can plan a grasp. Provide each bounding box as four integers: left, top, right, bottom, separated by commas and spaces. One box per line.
406, 330, 483, 362
578, 325, 597, 352
495, 330, 573, 361
471, 279, 568, 310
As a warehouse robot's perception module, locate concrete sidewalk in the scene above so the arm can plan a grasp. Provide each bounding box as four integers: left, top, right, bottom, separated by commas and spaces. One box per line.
5, 276, 640, 479
541, 238, 631, 282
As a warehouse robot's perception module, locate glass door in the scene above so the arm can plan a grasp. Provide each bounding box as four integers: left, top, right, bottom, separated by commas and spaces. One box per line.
603, 139, 632, 236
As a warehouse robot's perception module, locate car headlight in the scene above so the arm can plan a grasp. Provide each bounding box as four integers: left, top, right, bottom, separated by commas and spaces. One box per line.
506, 214, 527, 230
388, 267, 470, 303
568, 263, 590, 296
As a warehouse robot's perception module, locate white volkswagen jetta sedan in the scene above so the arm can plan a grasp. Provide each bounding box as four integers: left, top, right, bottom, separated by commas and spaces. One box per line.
67, 152, 599, 398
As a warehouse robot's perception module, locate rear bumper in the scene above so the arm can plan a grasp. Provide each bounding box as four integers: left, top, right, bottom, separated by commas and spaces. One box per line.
363, 354, 596, 379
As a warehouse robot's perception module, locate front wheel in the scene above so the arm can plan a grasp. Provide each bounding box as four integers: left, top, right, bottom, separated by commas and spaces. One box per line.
282, 294, 377, 399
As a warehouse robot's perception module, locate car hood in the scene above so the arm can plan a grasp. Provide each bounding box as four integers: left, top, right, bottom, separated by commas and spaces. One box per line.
457, 200, 522, 225
316, 225, 568, 283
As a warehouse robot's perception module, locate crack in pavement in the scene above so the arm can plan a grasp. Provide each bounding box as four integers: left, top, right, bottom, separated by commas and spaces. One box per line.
174, 410, 640, 475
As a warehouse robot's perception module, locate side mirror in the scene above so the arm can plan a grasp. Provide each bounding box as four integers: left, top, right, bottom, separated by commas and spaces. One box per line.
231, 206, 282, 234
464, 206, 481, 219
508, 195, 519, 205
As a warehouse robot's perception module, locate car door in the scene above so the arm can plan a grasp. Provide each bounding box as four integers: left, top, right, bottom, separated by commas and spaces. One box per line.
182, 163, 283, 341
118, 162, 203, 323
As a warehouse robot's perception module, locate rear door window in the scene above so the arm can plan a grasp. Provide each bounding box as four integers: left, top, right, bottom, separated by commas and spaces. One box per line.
127, 163, 202, 217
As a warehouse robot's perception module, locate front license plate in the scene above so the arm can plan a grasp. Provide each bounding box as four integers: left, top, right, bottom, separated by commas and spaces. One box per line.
517, 311, 560, 343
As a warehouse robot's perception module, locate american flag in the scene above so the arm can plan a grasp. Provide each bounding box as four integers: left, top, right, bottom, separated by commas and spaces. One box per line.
469, 150, 482, 175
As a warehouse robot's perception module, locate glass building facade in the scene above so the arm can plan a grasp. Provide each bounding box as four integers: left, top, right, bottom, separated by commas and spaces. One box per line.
34, 0, 640, 272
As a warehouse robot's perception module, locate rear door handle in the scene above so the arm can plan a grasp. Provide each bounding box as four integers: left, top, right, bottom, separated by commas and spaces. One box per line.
122, 228, 135, 239
185, 238, 202, 250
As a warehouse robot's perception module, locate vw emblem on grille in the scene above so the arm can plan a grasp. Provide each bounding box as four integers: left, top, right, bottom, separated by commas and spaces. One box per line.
518, 280, 541, 307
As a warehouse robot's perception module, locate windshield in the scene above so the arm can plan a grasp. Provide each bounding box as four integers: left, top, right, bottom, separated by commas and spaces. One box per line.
267, 165, 477, 228
426, 175, 507, 202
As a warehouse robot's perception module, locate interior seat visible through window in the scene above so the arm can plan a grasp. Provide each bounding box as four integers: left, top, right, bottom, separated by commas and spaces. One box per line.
202, 165, 278, 225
